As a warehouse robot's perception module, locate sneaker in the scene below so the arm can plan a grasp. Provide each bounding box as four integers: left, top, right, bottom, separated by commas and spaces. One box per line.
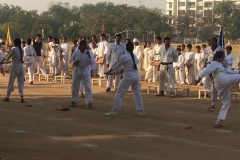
106, 87, 111, 92
21, 99, 25, 103
156, 91, 164, 96
2, 97, 9, 102
139, 111, 146, 117
170, 93, 175, 98
88, 103, 94, 109
105, 110, 117, 116
69, 101, 76, 107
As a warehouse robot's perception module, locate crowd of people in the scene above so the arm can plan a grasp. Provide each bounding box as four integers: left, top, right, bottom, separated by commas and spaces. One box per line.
1, 34, 240, 127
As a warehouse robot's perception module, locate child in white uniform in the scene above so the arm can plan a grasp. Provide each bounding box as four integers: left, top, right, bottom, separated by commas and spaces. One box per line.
194, 46, 205, 86
173, 48, 185, 85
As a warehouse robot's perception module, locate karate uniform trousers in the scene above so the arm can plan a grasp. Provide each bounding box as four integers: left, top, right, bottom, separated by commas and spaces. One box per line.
25, 63, 34, 82
159, 65, 175, 93
35, 56, 47, 74
112, 70, 144, 112
60, 56, 68, 75
145, 65, 158, 82
7, 62, 25, 97
107, 67, 122, 89
185, 64, 195, 84
99, 62, 107, 79
71, 67, 92, 104
175, 69, 184, 84
137, 59, 142, 80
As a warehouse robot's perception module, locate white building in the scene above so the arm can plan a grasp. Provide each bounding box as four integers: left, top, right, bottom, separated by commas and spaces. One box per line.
166, 0, 240, 17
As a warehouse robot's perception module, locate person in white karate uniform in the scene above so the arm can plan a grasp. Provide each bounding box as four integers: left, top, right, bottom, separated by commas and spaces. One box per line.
142, 41, 151, 71
90, 42, 98, 77
225, 46, 235, 70
194, 46, 205, 86
145, 43, 158, 82
105, 41, 145, 117
60, 37, 69, 76
0, 42, 8, 72
203, 38, 225, 108
0, 49, 5, 76
156, 37, 178, 97
49, 38, 60, 75
57, 40, 94, 111
106, 34, 126, 92
96, 34, 108, 79
133, 38, 143, 79
196, 51, 240, 128
184, 44, 195, 85
173, 48, 185, 85
23, 39, 37, 85
2, 39, 25, 103
32, 34, 47, 75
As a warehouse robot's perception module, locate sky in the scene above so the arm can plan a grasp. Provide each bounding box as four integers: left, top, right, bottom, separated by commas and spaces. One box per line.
1, 0, 166, 14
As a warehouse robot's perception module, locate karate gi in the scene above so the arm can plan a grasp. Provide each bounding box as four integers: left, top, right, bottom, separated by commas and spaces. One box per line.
60, 42, 69, 75
173, 54, 185, 85
111, 53, 144, 112
145, 48, 158, 82
49, 43, 60, 75
106, 42, 126, 90
0, 45, 7, 72
225, 53, 235, 70
96, 40, 108, 79
70, 50, 93, 104
203, 46, 225, 106
159, 46, 178, 93
185, 51, 195, 84
0, 51, 5, 72
198, 61, 240, 123
23, 45, 37, 82
133, 45, 143, 79
91, 48, 98, 77
194, 51, 205, 85
5, 47, 25, 98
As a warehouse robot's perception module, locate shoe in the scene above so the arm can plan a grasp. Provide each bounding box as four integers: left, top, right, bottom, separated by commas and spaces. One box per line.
170, 93, 175, 98
69, 101, 76, 107
88, 103, 94, 109
156, 91, 164, 96
2, 97, 9, 102
139, 111, 146, 117
106, 87, 111, 92
214, 123, 225, 128
105, 110, 117, 116
29, 81, 33, 85
21, 99, 25, 103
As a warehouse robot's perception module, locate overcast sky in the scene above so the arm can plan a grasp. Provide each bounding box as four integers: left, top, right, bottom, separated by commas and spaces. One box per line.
1, 0, 166, 13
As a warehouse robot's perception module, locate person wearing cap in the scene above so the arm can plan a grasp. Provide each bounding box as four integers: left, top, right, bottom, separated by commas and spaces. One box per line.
106, 34, 127, 92
96, 34, 108, 79
133, 38, 143, 80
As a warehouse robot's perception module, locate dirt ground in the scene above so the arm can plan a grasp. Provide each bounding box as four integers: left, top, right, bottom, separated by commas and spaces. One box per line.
0, 70, 240, 160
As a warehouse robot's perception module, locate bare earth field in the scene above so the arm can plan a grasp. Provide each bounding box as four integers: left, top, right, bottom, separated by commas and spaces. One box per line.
0, 70, 240, 160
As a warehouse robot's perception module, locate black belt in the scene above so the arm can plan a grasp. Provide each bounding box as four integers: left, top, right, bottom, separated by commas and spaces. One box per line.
158, 62, 173, 71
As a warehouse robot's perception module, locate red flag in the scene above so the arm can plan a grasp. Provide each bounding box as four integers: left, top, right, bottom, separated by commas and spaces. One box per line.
101, 24, 105, 34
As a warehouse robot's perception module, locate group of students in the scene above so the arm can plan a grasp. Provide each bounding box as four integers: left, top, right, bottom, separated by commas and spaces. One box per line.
2, 34, 240, 128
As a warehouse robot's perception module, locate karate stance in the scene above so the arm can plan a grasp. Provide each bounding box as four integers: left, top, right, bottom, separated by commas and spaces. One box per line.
57, 40, 93, 111
173, 48, 185, 85
196, 51, 240, 128
156, 37, 178, 97
23, 39, 37, 85
105, 42, 145, 117
106, 34, 126, 92
133, 38, 143, 79
2, 39, 25, 103
60, 37, 69, 76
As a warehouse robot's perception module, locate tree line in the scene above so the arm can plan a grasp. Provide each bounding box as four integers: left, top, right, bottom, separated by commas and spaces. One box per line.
0, 1, 240, 43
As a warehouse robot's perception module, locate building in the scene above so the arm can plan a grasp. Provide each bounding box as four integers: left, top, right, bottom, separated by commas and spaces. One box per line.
166, 0, 240, 17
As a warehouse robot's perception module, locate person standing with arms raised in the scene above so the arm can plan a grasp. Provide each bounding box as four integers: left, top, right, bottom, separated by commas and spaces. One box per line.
32, 34, 47, 75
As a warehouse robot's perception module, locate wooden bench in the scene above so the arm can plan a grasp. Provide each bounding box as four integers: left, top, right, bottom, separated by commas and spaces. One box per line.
38, 74, 48, 81
174, 88, 190, 96
91, 79, 100, 86
25, 74, 35, 81
54, 75, 72, 83
231, 92, 240, 101
198, 89, 212, 99
147, 85, 159, 93
99, 79, 116, 87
